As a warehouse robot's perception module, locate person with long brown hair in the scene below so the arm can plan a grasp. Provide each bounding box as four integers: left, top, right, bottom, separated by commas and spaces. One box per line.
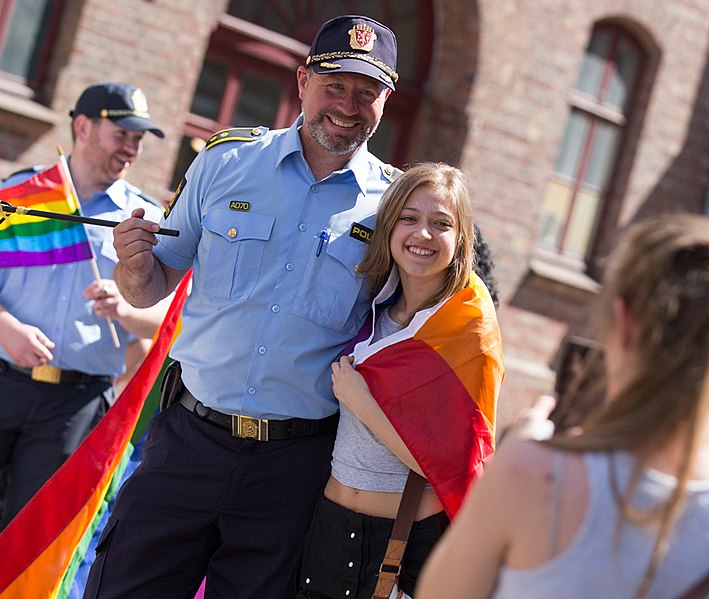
417, 213, 709, 599
297, 162, 504, 598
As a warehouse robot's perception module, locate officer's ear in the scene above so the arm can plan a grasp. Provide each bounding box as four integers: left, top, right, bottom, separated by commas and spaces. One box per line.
296, 66, 310, 100
73, 114, 94, 143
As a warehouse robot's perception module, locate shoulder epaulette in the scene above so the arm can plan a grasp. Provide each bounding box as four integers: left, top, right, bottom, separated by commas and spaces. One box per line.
205, 126, 269, 151
1, 165, 43, 184
382, 164, 403, 183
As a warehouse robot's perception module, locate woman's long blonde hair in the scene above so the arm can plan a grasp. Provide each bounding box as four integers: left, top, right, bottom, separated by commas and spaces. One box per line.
549, 213, 709, 597
357, 162, 476, 312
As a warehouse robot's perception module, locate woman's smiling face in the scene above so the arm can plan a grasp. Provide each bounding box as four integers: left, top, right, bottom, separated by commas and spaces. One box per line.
389, 185, 458, 288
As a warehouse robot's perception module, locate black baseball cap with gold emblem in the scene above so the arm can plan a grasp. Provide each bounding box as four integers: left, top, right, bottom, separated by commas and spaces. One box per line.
305, 15, 398, 90
70, 81, 165, 138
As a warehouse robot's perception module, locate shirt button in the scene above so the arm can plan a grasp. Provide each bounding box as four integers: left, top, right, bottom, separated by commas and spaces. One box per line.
285, 263, 294, 271
345, 591, 350, 596
298, 223, 307, 231
350, 532, 355, 539
348, 561, 353, 568
271, 304, 280, 313
227, 227, 237, 238
311, 184, 319, 193
305, 578, 310, 584
247, 386, 256, 395
258, 346, 267, 355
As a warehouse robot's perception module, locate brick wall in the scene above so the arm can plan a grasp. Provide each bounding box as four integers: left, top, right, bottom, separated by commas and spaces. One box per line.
1, 0, 706, 429
1, 0, 228, 202
408, 0, 709, 426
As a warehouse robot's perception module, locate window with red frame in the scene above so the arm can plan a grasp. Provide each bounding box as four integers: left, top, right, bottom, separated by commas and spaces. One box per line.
0, 0, 64, 96
170, 0, 432, 188
537, 24, 645, 265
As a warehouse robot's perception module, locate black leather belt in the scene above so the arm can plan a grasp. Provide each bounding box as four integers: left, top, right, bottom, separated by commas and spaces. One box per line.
0, 358, 110, 386
177, 388, 339, 441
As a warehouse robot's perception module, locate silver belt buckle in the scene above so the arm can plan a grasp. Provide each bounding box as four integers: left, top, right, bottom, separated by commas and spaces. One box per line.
231, 414, 269, 441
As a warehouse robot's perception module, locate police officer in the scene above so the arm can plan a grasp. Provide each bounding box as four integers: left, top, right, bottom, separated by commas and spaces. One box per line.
84, 15, 399, 599
0, 82, 169, 529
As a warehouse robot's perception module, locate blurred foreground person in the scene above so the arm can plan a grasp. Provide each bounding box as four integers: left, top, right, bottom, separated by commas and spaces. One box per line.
417, 214, 709, 599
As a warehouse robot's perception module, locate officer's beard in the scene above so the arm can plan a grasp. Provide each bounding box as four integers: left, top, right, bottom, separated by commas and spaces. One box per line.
305, 110, 380, 155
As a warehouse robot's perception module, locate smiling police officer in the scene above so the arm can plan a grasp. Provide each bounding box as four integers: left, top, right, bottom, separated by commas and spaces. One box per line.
84, 15, 400, 599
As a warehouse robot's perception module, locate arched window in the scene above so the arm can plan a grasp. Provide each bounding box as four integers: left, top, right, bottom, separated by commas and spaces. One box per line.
537, 24, 644, 265
0, 0, 64, 97
171, 0, 432, 188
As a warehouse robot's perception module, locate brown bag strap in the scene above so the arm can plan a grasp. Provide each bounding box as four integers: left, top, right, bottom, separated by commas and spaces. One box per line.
372, 470, 426, 599
675, 570, 709, 599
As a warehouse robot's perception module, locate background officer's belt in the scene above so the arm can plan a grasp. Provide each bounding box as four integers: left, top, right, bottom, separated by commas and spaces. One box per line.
177, 388, 338, 441
0, 358, 110, 385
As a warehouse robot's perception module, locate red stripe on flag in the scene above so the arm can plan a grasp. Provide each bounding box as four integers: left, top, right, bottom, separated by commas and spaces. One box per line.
358, 337, 497, 519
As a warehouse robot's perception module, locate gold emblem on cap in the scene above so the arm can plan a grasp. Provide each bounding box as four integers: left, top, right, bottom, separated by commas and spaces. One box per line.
348, 24, 376, 52
130, 89, 149, 113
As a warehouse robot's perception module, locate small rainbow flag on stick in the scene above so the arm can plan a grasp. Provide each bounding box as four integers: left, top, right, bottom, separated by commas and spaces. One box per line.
0, 157, 93, 268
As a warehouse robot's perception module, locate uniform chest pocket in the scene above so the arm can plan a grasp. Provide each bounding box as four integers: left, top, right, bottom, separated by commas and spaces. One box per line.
291, 234, 367, 334
198, 210, 275, 301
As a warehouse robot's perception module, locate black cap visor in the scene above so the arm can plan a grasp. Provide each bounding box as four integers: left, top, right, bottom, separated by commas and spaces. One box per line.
110, 114, 165, 138
311, 57, 396, 91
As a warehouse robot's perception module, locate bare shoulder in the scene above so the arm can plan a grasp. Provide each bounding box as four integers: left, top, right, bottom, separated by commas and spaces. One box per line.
488, 439, 557, 485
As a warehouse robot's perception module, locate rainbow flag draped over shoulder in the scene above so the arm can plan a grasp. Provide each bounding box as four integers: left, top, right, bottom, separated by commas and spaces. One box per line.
0, 271, 192, 599
0, 157, 92, 267
353, 271, 504, 519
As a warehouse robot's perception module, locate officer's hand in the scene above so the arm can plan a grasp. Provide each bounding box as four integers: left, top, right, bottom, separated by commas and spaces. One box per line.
0, 313, 55, 367
84, 279, 130, 320
113, 208, 160, 276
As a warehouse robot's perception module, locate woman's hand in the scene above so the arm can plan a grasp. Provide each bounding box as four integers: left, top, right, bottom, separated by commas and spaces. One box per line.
331, 355, 374, 415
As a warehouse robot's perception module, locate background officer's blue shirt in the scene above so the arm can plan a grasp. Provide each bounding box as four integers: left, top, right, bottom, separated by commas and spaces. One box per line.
155, 116, 393, 419
0, 172, 162, 375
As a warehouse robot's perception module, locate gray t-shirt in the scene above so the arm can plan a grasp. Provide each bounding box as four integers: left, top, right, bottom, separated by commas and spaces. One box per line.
493, 450, 709, 599
331, 308, 418, 492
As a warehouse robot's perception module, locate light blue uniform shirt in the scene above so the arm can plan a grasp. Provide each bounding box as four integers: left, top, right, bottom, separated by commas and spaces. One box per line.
0, 170, 162, 375
155, 116, 394, 419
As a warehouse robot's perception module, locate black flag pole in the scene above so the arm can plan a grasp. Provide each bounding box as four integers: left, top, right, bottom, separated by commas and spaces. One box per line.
0, 201, 180, 236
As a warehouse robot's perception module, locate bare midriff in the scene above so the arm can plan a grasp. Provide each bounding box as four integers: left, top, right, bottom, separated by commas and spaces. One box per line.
324, 476, 444, 520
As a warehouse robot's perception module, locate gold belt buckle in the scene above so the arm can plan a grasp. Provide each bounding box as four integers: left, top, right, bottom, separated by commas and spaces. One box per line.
231, 414, 269, 441
31, 364, 62, 384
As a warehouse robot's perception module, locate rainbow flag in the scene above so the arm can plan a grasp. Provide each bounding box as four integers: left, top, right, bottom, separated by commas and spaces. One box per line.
0, 271, 192, 599
353, 272, 504, 519
0, 157, 92, 267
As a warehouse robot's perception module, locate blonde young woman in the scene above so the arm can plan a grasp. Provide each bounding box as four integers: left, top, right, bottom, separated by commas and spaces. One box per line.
297, 163, 504, 599
417, 214, 709, 599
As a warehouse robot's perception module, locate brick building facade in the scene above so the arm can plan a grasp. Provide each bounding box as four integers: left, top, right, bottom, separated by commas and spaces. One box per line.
1, 0, 707, 428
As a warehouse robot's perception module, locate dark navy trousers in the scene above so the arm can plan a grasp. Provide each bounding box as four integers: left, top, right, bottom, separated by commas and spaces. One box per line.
0, 367, 110, 529
83, 401, 335, 599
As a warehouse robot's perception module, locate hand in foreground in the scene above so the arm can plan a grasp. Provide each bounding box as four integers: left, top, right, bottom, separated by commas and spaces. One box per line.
0, 315, 55, 367
501, 394, 557, 442
113, 208, 160, 277
83, 279, 130, 320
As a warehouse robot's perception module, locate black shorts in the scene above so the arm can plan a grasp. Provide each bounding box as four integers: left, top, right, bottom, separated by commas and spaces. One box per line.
297, 494, 449, 599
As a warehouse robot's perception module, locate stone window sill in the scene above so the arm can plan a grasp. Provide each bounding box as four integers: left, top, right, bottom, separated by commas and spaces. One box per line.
0, 87, 59, 126
528, 254, 602, 294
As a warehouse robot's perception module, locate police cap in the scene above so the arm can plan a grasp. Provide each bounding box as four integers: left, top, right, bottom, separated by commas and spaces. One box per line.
70, 81, 165, 138
305, 15, 398, 90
